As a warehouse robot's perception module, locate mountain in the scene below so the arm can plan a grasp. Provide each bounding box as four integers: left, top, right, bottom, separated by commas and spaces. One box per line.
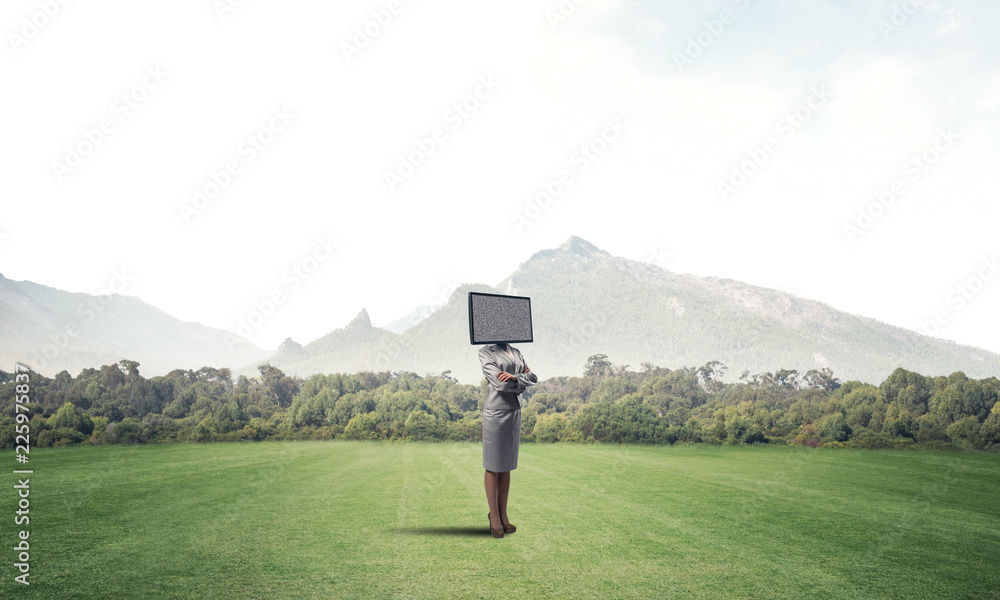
7, 236, 998, 384
0, 273, 272, 377
380, 304, 437, 333
238, 307, 400, 378
265, 235, 999, 385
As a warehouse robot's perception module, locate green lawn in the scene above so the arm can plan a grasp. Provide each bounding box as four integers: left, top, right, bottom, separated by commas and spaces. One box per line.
2, 441, 998, 599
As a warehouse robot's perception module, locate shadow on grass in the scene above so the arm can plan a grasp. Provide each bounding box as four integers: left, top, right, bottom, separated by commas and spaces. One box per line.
395, 526, 493, 537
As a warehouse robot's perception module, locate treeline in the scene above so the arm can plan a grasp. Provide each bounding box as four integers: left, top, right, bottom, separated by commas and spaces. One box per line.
2, 355, 999, 451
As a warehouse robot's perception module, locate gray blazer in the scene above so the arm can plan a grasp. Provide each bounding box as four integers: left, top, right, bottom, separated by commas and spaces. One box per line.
479, 343, 538, 410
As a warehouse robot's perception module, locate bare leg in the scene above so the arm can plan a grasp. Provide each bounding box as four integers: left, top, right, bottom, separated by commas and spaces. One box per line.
484, 470, 501, 530
498, 470, 511, 526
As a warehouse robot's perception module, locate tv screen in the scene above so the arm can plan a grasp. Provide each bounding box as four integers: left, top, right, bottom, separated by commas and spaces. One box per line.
468, 292, 533, 344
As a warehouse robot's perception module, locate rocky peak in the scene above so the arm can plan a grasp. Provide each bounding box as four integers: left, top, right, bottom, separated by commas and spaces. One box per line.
345, 308, 372, 330
558, 235, 608, 256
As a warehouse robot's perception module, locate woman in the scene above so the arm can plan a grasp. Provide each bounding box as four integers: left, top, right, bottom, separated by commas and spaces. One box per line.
478, 341, 537, 538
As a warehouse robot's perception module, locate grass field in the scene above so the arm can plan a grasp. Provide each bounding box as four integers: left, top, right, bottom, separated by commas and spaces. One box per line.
2, 441, 998, 600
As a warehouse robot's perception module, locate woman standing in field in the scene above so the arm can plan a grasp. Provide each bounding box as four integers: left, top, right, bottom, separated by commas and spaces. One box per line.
478, 342, 537, 538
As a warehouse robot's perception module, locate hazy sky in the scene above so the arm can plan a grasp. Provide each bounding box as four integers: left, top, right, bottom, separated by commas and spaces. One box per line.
2, 0, 998, 357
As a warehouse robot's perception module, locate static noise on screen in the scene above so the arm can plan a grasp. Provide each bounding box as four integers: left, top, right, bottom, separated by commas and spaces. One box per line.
468, 292, 533, 344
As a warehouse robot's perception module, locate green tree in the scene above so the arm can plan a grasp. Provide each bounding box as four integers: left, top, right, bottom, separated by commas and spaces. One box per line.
257, 364, 300, 408
697, 361, 728, 393
817, 413, 852, 442
584, 354, 613, 378
344, 411, 380, 440
981, 402, 1000, 448
243, 417, 270, 441
590, 377, 636, 403
533, 413, 568, 443
803, 368, 841, 392
946, 416, 983, 450
880, 368, 933, 415
404, 410, 440, 441
881, 402, 915, 439
189, 417, 218, 442
48, 402, 93, 434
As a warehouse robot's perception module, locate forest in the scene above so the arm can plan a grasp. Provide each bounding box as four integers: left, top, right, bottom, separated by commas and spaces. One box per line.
2, 355, 999, 451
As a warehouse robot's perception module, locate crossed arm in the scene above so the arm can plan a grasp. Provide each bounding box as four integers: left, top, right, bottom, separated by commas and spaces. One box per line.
479, 347, 538, 393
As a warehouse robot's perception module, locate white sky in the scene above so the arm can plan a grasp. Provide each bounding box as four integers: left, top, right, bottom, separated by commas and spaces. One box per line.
2, 0, 998, 355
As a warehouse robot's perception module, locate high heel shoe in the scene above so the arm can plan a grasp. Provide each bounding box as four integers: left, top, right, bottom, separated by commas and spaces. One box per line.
501, 519, 516, 534
488, 512, 504, 538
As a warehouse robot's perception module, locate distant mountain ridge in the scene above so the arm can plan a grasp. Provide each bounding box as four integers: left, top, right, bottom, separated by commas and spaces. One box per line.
4, 236, 998, 384
0, 273, 271, 377
265, 236, 999, 385
380, 305, 436, 333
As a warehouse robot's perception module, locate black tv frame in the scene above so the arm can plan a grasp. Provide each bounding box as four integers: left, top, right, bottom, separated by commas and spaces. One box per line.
468, 291, 533, 345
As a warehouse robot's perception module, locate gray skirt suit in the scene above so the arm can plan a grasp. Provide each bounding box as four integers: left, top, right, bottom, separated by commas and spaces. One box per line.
479, 343, 538, 472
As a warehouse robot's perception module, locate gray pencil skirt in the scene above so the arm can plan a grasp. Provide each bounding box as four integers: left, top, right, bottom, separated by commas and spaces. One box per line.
482, 408, 521, 472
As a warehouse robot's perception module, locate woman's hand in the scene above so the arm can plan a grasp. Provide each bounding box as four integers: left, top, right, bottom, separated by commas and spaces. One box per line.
523, 366, 530, 373
497, 371, 516, 381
